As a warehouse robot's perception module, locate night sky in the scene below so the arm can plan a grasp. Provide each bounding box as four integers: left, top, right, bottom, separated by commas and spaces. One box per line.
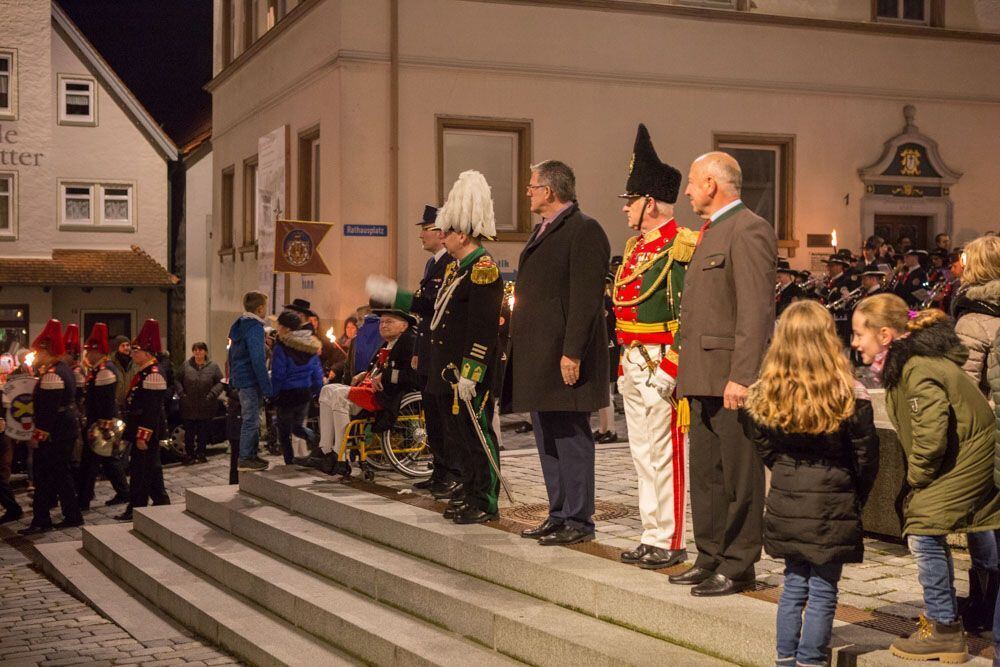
57, 0, 213, 150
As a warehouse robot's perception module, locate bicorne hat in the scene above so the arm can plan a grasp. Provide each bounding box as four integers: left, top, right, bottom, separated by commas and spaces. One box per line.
619, 123, 682, 204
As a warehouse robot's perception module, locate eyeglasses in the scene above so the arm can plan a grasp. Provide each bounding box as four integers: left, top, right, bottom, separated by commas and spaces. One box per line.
525, 184, 548, 193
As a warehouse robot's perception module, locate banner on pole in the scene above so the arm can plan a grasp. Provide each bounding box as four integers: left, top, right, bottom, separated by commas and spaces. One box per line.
273, 219, 332, 275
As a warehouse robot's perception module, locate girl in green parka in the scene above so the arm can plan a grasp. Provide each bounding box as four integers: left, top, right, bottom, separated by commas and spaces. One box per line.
852, 295, 1000, 664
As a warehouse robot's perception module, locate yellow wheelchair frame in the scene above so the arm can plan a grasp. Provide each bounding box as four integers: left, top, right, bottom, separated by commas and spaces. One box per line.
337, 391, 431, 480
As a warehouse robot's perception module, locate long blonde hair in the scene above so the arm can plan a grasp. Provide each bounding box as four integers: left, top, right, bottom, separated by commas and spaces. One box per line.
961, 235, 1000, 286
853, 293, 909, 333
746, 300, 855, 434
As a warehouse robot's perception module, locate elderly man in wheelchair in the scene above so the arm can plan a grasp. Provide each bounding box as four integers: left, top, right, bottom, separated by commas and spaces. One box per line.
303, 309, 418, 478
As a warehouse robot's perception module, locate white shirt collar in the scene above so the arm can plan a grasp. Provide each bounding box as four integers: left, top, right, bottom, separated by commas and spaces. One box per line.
710, 199, 743, 223
433, 247, 448, 262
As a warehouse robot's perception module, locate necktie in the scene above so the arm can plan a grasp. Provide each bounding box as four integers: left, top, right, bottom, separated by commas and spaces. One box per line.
696, 219, 712, 247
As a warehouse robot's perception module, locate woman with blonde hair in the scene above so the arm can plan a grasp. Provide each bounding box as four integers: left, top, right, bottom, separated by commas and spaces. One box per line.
745, 300, 879, 667
852, 295, 1000, 662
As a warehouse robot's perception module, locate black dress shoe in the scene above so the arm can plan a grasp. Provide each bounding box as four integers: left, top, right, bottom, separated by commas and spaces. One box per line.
596, 431, 618, 444
520, 518, 563, 539
538, 525, 595, 546
620, 543, 653, 564
0, 509, 23, 524
447, 496, 467, 508
453, 507, 498, 524
691, 573, 755, 597
432, 481, 463, 500
18, 523, 53, 536
413, 479, 436, 490
638, 548, 687, 570
104, 494, 129, 506
513, 421, 533, 434
114, 510, 133, 522
443, 503, 470, 520
54, 518, 85, 529
668, 566, 714, 585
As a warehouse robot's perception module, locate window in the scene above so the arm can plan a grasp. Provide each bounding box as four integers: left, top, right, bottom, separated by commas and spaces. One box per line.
220, 168, 235, 255
59, 181, 134, 229
242, 157, 258, 250
0, 304, 29, 355
0, 49, 16, 120
437, 117, 532, 241
714, 133, 797, 253
298, 129, 320, 219
874, 0, 931, 24
58, 75, 96, 125
242, 0, 258, 49
0, 172, 15, 239
221, 0, 235, 66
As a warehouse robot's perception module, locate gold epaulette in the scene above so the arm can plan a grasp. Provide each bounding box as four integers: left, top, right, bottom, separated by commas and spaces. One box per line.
622, 235, 639, 259
669, 227, 699, 264
471, 256, 500, 285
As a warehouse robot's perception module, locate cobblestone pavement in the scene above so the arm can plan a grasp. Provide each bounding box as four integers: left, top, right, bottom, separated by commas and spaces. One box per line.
0, 404, 977, 664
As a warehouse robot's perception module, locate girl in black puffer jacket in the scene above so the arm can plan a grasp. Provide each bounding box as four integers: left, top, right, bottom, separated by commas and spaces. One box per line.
745, 301, 880, 667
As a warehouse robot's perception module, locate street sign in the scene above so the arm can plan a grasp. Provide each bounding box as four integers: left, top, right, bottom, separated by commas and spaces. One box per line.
343, 224, 388, 237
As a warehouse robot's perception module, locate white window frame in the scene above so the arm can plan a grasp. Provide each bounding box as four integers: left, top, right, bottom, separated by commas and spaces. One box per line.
874, 0, 930, 25
57, 74, 97, 126
59, 180, 136, 231
0, 49, 17, 121
0, 171, 16, 240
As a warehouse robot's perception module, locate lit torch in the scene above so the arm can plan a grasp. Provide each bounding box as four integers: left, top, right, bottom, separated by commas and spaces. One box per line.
24, 351, 36, 368
831, 229, 838, 252
325, 327, 335, 343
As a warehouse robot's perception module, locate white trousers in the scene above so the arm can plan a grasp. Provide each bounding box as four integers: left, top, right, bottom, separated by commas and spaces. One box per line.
619, 343, 688, 551
318, 384, 359, 458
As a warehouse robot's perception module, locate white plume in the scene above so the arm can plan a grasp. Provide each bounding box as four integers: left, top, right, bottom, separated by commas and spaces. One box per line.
436, 170, 496, 239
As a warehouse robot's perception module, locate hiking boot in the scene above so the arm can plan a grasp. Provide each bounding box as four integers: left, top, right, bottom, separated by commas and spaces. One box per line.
238, 458, 268, 471
889, 614, 967, 663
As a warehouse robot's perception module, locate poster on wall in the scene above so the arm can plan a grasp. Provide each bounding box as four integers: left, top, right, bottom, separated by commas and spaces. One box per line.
257, 126, 288, 309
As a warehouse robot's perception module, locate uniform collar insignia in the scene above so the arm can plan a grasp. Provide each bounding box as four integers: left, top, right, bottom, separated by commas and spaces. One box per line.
641, 218, 677, 245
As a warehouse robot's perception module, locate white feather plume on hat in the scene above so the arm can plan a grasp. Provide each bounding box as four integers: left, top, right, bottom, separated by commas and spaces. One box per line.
435, 170, 496, 239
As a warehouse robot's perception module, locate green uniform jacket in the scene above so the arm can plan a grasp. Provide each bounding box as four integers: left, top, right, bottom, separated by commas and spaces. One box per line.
883, 320, 1000, 536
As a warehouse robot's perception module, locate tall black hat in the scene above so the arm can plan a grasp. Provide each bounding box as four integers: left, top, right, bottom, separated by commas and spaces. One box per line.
619, 124, 682, 204
284, 298, 317, 319
417, 205, 438, 227
776, 260, 796, 275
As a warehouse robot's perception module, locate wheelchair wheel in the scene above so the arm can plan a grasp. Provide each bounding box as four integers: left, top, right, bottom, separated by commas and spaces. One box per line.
381, 392, 432, 478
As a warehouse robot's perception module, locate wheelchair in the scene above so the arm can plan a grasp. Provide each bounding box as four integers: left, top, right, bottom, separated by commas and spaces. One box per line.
338, 391, 432, 481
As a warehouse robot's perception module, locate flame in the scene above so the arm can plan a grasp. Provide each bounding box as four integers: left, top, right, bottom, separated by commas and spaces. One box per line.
325, 327, 335, 343
831, 229, 838, 248
507, 294, 515, 311
226, 337, 232, 350
24, 351, 36, 367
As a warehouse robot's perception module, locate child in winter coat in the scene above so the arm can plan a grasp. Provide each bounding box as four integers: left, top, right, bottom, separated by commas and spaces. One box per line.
853, 295, 1000, 663
745, 300, 879, 667
270, 311, 324, 464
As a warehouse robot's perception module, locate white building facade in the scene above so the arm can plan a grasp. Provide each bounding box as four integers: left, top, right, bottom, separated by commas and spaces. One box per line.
206, 0, 1000, 354
0, 2, 179, 353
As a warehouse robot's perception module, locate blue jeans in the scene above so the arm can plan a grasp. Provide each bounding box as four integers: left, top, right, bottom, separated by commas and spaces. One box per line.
908, 534, 958, 624
776, 559, 843, 667
275, 399, 316, 465
237, 387, 262, 462
967, 530, 1000, 570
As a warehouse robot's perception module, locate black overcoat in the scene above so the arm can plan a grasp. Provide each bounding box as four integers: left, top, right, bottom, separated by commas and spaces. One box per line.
502, 203, 611, 413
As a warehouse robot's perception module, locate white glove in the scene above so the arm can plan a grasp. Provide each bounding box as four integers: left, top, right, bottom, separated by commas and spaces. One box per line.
365, 274, 398, 306
457, 377, 477, 401
647, 366, 676, 400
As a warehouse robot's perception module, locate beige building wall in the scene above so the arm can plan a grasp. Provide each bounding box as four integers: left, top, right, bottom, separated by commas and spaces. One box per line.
208, 0, 1000, 352
185, 148, 214, 350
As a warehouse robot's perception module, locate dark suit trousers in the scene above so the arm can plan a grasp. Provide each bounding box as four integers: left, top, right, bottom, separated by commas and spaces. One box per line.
31, 438, 82, 526
128, 444, 170, 509
421, 382, 461, 483
689, 397, 764, 579
531, 411, 595, 532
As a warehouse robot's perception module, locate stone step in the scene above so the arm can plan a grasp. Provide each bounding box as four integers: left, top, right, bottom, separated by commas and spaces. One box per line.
237, 467, 909, 667
80, 523, 360, 667
132, 504, 524, 667
184, 484, 732, 667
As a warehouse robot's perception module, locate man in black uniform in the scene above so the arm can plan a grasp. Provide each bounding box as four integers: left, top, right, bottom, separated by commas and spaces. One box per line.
396, 205, 460, 495
892, 248, 929, 308
19, 319, 84, 534
775, 261, 804, 318
79, 323, 130, 508
821, 254, 859, 304
368, 171, 504, 524
860, 266, 890, 299
116, 319, 170, 521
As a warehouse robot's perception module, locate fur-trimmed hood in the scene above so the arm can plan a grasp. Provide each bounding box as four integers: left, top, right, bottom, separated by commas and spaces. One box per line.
277, 329, 322, 364
953, 280, 1000, 321
882, 320, 968, 389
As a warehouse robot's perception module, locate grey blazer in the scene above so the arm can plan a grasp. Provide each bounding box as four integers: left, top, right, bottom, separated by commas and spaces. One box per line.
675, 203, 777, 398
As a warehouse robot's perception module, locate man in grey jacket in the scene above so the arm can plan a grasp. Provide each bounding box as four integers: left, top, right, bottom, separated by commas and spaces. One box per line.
669, 152, 777, 597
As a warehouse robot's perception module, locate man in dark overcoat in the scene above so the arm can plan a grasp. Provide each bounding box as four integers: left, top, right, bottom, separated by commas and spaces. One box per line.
502, 160, 611, 546
671, 151, 776, 596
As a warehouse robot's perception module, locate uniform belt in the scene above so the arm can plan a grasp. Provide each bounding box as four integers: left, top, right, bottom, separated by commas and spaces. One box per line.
616, 320, 679, 334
